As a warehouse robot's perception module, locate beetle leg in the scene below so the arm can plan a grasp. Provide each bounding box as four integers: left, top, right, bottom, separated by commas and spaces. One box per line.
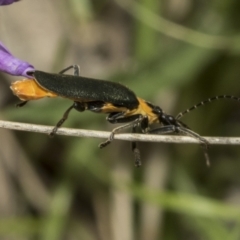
100, 112, 148, 166
50, 104, 75, 136
149, 125, 209, 149
132, 125, 141, 167
16, 100, 28, 107
140, 115, 149, 133
50, 101, 86, 136
107, 112, 142, 123
149, 125, 210, 166
59, 65, 80, 76
176, 126, 210, 166
99, 114, 144, 148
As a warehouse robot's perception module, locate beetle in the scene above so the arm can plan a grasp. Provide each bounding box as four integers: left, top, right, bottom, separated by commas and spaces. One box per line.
10, 65, 240, 166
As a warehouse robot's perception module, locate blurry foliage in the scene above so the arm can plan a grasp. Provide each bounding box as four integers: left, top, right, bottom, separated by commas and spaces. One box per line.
1, 0, 240, 239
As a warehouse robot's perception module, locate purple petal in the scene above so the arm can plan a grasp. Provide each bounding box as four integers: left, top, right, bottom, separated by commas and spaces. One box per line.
0, 0, 20, 5
0, 42, 34, 78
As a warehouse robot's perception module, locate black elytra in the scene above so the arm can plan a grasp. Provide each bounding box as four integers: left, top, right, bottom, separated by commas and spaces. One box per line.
33, 70, 139, 110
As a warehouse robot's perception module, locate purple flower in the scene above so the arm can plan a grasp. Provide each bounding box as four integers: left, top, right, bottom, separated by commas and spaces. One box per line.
0, 42, 34, 78
0, 0, 20, 5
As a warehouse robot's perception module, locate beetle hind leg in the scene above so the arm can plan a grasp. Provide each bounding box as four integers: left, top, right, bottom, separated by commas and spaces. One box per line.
50, 104, 75, 137
50, 101, 86, 137
16, 101, 28, 107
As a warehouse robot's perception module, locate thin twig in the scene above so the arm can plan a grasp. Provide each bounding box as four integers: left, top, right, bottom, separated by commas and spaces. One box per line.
0, 120, 240, 145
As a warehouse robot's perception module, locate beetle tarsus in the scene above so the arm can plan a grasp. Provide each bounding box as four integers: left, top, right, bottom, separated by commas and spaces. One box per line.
201, 143, 210, 167
132, 142, 141, 167
99, 140, 111, 149
133, 148, 141, 167
99, 129, 116, 148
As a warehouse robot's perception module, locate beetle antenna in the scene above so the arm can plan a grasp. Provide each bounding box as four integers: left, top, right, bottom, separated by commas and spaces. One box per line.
176, 95, 240, 119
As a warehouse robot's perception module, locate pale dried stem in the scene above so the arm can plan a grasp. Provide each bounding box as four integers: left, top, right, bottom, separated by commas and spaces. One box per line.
0, 120, 239, 145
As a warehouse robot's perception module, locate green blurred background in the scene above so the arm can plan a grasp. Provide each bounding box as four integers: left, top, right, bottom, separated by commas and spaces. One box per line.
1, 0, 240, 239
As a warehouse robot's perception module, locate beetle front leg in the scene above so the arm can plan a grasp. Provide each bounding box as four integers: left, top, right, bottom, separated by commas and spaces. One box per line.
149, 125, 210, 166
